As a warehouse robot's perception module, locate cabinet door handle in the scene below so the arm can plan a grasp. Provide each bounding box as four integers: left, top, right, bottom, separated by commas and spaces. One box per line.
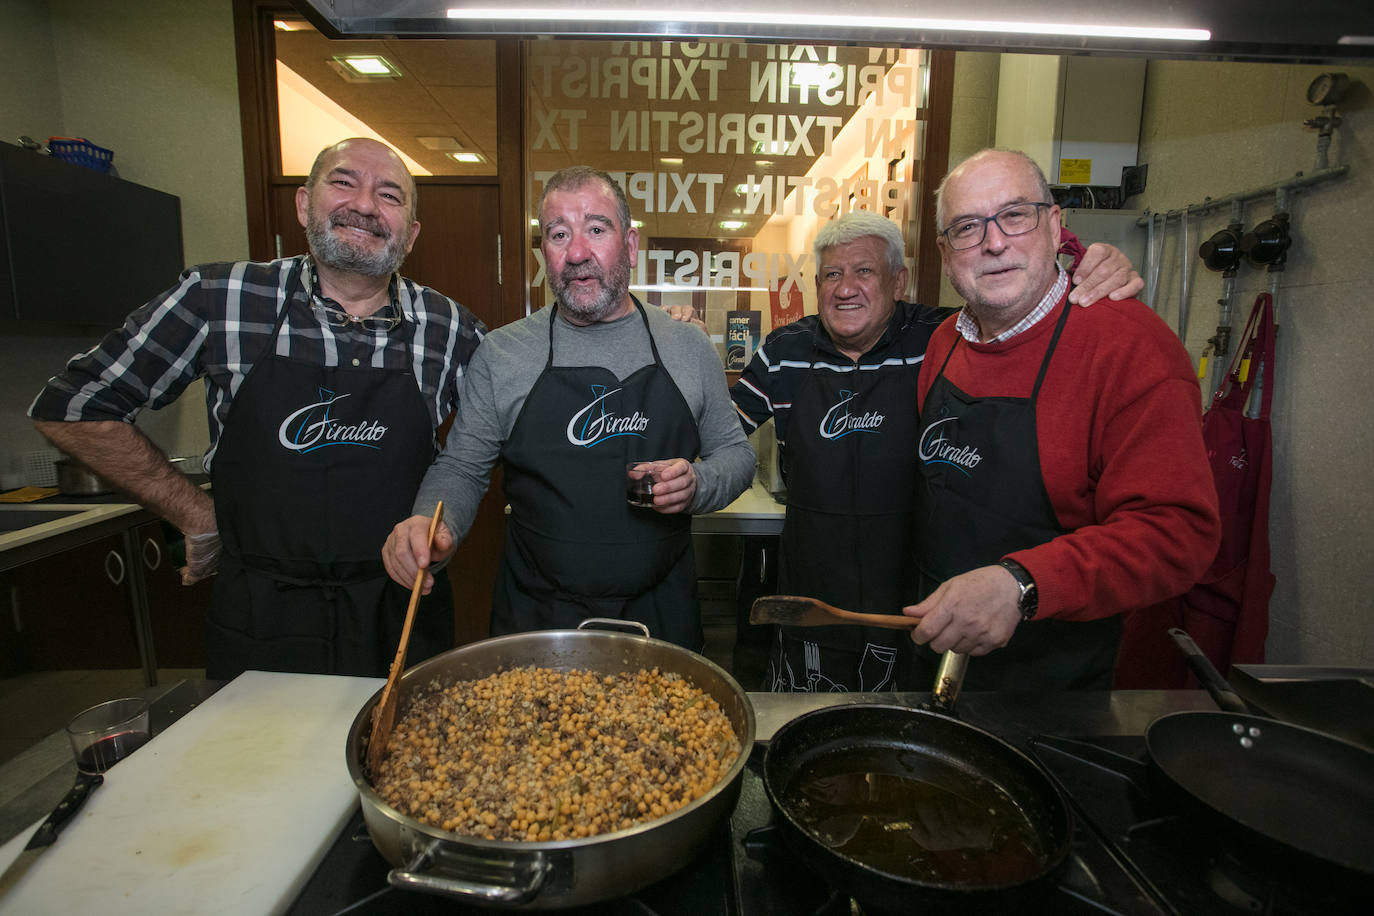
142, 537, 162, 571
105, 549, 126, 586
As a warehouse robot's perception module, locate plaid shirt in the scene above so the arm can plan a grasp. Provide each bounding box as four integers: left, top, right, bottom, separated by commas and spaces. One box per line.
29, 256, 486, 468
955, 264, 1069, 344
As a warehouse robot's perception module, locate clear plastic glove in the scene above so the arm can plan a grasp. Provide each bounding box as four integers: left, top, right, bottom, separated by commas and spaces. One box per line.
180, 530, 221, 585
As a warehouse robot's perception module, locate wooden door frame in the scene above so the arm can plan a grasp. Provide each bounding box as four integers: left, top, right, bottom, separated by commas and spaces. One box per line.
230, 0, 529, 329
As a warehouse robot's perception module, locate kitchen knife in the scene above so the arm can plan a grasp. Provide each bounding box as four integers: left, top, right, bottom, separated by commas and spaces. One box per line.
0, 772, 101, 897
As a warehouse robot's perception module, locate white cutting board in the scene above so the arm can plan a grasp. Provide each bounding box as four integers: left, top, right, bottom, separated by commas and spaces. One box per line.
0, 671, 382, 915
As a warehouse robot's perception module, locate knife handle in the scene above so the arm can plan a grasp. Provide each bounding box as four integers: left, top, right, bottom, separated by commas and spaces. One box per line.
25, 773, 102, 850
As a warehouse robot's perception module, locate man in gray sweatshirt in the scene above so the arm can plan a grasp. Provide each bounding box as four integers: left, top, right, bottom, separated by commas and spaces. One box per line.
382, 165, 754, 649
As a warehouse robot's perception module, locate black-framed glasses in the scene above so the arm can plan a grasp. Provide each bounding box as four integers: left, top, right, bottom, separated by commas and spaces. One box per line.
941, 202, 1052, 250
311, 296, 403, 332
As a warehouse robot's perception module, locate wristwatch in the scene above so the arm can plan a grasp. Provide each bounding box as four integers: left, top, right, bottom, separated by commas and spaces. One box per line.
998, 559, 1038, 621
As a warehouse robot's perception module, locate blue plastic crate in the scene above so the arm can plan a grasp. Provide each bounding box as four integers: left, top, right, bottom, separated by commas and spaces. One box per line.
48, 136, 114, 173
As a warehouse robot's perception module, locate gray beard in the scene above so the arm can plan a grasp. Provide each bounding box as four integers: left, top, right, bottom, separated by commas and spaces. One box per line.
551, 256, 632, 324
306, 215, 408, 278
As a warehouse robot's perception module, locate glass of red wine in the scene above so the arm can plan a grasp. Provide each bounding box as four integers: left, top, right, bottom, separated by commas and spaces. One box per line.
65, 697, 151, 775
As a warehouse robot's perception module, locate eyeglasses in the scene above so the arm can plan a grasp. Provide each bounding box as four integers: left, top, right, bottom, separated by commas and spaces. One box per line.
311, 297, 403, 332
940, 202, 1052, 251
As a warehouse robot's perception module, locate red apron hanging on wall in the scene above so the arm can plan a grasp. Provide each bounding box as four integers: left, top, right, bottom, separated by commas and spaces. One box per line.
1185, 293, 1277, 672
1116, 293, 1276, 687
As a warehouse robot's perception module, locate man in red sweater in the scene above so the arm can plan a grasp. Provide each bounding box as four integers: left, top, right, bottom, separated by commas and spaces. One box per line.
901, 149, 1221, 690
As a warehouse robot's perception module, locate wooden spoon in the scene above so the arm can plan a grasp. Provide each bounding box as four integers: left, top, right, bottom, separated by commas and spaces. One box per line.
749, 594, 918, 629
366, 501, 444, 777
749, 595, 969, 713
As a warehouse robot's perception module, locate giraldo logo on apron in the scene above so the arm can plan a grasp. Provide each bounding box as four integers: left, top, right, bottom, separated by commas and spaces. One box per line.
918, 417, 984, 475
277, 388, 390, 453
818, 390, 886, 440
567, 384, 651, 447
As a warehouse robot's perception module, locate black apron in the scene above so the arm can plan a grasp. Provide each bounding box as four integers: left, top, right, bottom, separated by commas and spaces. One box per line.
766, 330, 920, 692
909, 299, 1120, 691
206, 262, 453, 679
493, 299, 703, 649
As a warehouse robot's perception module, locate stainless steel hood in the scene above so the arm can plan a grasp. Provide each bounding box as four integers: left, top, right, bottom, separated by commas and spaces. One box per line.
289, 1, 1373, 62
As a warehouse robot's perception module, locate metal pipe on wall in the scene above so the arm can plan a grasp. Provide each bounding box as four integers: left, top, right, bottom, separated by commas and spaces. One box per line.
1178, 205, 1191, 341
1134, 165, 1347, 228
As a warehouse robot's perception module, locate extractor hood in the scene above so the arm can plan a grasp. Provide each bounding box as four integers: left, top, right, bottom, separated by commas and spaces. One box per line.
288, 1, 1373, 62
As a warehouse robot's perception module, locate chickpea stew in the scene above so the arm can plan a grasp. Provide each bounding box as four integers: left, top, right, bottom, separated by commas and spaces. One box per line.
371, 666, 742, 843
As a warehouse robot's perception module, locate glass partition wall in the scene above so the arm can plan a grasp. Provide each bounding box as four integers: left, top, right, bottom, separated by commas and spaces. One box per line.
525, 40, 936, 362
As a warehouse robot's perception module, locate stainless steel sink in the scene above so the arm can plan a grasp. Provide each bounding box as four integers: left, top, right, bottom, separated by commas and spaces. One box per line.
0, 507, 89, 534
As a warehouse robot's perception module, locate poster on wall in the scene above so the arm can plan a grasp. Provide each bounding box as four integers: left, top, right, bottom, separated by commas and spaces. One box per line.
768, 281, 805, 329
725, 310, 761, 369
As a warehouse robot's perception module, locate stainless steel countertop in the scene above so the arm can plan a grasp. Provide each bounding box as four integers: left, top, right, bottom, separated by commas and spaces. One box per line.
692, 480, 784, 536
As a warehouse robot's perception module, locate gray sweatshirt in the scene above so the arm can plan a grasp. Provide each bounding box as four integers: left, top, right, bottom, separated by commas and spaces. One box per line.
414, 301, 756, 542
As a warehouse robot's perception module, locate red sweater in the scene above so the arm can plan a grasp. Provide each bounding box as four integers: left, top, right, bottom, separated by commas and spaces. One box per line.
917, 294, 1221, 623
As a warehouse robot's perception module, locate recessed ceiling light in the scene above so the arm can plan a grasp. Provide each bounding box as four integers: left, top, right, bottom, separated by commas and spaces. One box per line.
530, 218, 540, 227
720, 220, 746, 230
417, 136, 463, 151
332, 55, 400, 78
449, 152, 483, 163
754, 160, 774, 169
633, 220, 645, 228
659, 157, 684, 166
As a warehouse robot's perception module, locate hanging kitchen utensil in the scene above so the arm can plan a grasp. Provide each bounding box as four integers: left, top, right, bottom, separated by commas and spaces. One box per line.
366, 501, 443, 776
1144, 629, 1374, 897
748, 594, 918, 629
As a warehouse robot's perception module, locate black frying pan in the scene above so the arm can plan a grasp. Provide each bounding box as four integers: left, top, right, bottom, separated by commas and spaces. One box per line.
761, 657, 1071, 914
1147, 629, 1374, 894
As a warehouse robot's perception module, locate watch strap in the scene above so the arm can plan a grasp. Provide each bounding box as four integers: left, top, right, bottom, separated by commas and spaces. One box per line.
998, 558, 1038, 621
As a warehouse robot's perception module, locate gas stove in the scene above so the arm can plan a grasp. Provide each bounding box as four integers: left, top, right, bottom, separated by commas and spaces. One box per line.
286, 715, 1352, 915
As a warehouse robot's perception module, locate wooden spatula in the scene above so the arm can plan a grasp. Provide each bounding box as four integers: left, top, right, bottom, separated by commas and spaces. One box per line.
749, 594, 919, 629
366, 501, 444, 777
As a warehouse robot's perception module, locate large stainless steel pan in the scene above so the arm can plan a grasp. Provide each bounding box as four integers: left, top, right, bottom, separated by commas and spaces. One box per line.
345, 621, 756, 909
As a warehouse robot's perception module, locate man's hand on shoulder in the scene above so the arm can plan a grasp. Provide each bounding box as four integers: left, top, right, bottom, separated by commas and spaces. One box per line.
662, 304, 707, 333
1068, 242, 1144, 306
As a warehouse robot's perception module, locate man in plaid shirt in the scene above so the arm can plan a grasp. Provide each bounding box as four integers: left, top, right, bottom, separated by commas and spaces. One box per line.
30, 138, 485, 679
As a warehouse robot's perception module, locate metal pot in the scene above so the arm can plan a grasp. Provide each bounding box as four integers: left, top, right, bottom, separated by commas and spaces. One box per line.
54, 457, 112, 496
344, 621, 756, 909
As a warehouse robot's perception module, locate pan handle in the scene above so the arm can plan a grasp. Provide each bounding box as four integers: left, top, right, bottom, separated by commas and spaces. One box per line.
928, 651, 968, 714
1168, 628, 1250, 715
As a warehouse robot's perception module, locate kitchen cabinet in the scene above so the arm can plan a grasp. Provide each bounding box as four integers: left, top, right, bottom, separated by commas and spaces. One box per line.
0, 141, 183, 326
0, 533, 142, 676
0, 505, 212, 680
137, 521, 211, 668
